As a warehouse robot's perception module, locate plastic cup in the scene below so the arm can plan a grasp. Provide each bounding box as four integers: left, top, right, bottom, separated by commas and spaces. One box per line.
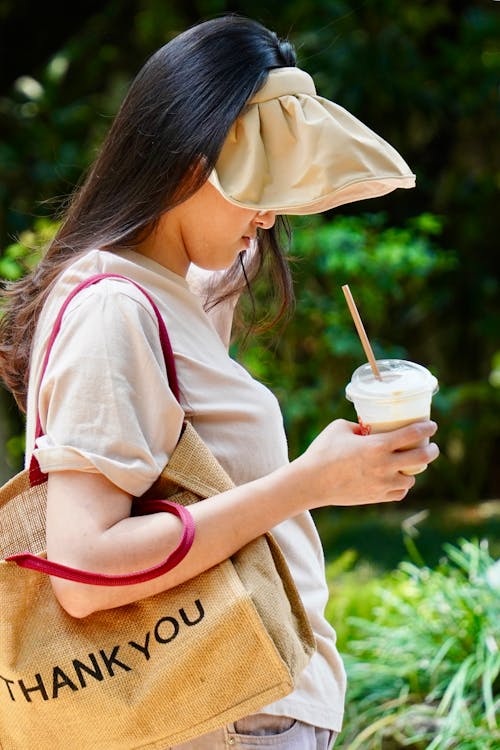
345, 359, 439, 475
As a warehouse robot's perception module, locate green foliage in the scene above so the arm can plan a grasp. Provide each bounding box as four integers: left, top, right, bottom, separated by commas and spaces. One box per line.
329, 539, 500, 749
0, 220, 56, 475
240, 0, 500, 501
0, 1, 186, 243
1, 0, 499, 499
315, 502, 500, 584
325, 551, 386, 650
239, 211, 477, 499
434, 378, 500, 502
5, 433, 25, 467
0, 218, 55, 280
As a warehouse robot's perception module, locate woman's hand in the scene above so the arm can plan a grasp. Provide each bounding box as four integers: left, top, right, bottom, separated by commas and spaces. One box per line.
291, 418, 439, 507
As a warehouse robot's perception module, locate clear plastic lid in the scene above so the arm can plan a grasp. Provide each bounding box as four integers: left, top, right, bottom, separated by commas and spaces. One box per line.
345, 359, 438, 403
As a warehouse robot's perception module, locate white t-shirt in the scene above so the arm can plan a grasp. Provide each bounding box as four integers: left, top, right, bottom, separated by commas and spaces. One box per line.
25, 248, 346, 732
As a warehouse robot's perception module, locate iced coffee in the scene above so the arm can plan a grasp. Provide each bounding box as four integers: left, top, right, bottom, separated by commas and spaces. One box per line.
345, 359, 438, 475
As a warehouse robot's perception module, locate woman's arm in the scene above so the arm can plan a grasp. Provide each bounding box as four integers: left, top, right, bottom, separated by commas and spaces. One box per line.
47, 418, 438, 618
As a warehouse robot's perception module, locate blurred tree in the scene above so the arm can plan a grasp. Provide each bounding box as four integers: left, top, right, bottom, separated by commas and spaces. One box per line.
0, 0, 498, 499
237, 210, 498, 502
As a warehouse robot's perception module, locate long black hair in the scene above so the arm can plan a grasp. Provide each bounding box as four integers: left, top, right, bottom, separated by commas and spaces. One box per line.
0, 15, 297, 410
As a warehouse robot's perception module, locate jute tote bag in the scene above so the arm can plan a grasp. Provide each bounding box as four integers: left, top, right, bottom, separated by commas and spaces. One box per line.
0, 274, 315, 750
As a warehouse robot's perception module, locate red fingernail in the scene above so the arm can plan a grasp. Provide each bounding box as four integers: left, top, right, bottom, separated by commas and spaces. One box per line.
355, 419, 371, 436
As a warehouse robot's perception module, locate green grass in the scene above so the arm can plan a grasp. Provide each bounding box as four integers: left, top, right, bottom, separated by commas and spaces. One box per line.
326, 539, 500, 749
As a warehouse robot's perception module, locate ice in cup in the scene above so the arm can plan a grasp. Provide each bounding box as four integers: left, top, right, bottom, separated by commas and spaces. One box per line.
345, 359, 439, 475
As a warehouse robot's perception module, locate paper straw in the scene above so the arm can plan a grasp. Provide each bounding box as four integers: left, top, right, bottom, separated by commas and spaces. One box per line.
342, 284, 382, 380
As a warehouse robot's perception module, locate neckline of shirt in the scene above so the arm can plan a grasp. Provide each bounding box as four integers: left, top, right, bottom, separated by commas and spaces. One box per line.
114, 248, 190, 289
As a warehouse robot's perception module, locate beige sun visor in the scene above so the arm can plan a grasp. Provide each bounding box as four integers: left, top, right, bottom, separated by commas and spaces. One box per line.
208, 67, 415, 215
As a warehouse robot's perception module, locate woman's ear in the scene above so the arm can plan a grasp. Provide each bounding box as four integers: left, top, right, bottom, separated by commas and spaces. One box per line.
253, 210, 276, 230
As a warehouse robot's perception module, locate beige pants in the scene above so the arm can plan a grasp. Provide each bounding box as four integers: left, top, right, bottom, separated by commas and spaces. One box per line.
170, 714, 337, 749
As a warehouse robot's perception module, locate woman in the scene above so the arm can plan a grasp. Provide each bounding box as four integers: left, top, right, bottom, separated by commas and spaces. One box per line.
0, 15, 438, 750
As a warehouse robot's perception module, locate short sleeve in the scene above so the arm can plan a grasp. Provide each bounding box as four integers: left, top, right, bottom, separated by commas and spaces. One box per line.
33, 279, 185, 496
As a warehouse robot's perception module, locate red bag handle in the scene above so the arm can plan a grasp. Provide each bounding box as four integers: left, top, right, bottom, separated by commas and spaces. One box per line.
29, 273, 179, 486
7, 273, 195, 585
8, 499, 195, 585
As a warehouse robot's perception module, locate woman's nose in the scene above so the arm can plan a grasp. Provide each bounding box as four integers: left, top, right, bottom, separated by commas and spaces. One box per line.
254, 210, 276, 230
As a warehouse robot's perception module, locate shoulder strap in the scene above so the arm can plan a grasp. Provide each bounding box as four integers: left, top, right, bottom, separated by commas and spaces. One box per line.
11, 273, 195, 586
29, 273, 180, 486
